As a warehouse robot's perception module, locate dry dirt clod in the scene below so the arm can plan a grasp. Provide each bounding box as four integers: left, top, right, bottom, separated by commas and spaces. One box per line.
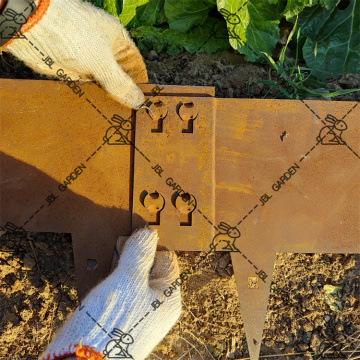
310, 332, 322, 351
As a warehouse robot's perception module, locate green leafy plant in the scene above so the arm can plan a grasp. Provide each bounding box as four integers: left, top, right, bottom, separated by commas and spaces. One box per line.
294, 0, 359, 81
86, 0, 360, 82
259, 17, 359, 99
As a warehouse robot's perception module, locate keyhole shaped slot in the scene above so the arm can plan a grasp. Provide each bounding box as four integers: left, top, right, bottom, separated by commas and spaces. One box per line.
148, 101, 167, 133
143, 191, 165, 225
174, 192, 196, 226
178, 102, 198, 134
182, 116, 194, 133
152, 116, 164, 133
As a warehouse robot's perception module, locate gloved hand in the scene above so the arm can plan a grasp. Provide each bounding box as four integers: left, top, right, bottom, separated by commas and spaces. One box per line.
40, 228, 181, 360
3, 0, 148, 109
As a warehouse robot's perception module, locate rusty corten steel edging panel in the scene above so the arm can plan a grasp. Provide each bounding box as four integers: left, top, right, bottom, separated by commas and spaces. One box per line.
214, 98, 360, 360
132, 96, 216, 250
1, 79, 360, 360
130, 95, 359, 359
215, 99, 359, 253
0, 79, 135, 297
0, 79, 215, 298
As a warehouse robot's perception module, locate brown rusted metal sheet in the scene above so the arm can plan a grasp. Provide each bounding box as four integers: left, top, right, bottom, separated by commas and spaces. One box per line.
132, 96, 216, 250
0, 79, 214, 299
132, 97, 359, 359
215, 98, 359, 360
1, 79, 359, 360
0, 78, 135, 297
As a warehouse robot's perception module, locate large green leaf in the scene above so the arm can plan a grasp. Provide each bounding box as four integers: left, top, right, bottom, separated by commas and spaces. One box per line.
125, 0, 166, 28
130, 26, 185, 55
295, 0, 360, 80
217, 0, 283, 61
186, 17, 231, 53
104, 0, 119, 17
282, 0, 339, 19
130, 17, 230, 55
164, 0, 214, 32
118, 0, 150, 27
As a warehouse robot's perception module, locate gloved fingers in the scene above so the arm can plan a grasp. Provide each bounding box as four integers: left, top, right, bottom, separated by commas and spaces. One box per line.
149, 250, 180, 292
109, 235, 129, 274
112, 37, 148, 85
116, 228, 159, 279
12, 36, 144, 109
6, 0, 147, 109
91, 57, 145, 109
149, 251, 182, 325
105, 19, 148, 84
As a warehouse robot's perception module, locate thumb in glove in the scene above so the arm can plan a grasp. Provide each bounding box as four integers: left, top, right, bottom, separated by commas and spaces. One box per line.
40, 228, 182, 360
4, 0, 148, 109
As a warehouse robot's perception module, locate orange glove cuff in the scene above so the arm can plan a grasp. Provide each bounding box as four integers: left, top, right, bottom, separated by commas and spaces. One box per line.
2, 0, 50, 48
75, 344, 104, 360
41, 343, 103, 360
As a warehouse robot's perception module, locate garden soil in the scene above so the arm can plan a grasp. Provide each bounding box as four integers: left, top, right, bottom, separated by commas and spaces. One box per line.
0, 49, 359, 360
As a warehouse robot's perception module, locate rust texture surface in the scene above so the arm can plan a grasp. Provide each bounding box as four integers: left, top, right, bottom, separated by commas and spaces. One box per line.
133, 96, 216, 250
132, 96, 359, 359
0, 80, 214, 298
0, 79, 134, 296
215, 98, 359, 359
1, 79, 359, 360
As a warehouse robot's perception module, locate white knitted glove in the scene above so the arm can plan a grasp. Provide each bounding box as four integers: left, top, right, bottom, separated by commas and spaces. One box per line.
40, 228, 182, 360
4, 0, 148, 109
